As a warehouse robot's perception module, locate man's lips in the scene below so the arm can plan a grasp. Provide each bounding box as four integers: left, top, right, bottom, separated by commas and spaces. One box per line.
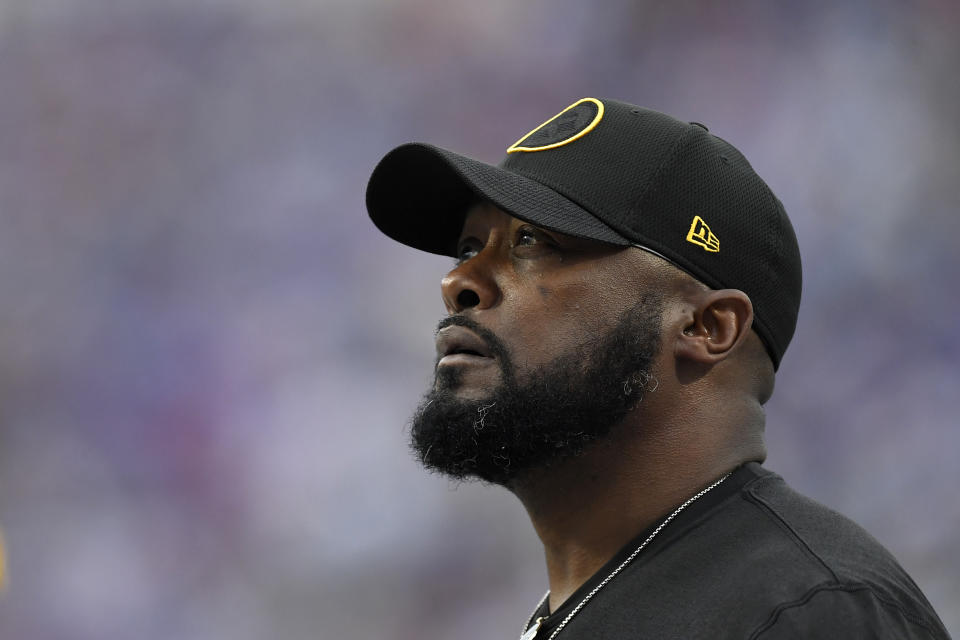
435, 325, 495, 366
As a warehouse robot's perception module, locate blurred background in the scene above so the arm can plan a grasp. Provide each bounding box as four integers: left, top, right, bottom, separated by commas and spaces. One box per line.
0, 0, 957, 637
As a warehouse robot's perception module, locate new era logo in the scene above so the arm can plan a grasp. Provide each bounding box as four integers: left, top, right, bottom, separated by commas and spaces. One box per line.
686, 216, 719, 252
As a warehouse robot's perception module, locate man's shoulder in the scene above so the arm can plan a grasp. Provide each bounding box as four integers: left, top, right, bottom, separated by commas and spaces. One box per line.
703, 463, 949, 638
738, 464, 903, 581
738, 465, 931, 593
568, 463, 951, 639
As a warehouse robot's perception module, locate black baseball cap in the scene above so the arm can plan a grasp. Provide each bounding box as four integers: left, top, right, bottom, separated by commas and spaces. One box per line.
366, 98, 802, 369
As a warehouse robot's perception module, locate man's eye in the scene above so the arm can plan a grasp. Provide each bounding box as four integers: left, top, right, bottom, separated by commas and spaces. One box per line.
516, 227, 540, 246
456, 244, 479, 264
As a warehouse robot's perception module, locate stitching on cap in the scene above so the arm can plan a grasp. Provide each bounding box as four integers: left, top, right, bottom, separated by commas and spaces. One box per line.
629, 124, 697, 226
619, 125, 730, 295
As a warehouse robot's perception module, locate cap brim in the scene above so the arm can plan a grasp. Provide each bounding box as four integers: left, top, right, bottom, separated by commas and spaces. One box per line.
366, 143, 630, 257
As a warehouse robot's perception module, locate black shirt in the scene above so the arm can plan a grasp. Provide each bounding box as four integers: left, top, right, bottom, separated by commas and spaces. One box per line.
522, 463, 950, 639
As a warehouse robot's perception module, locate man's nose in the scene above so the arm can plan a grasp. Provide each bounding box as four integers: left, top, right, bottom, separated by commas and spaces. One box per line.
440, 252, 501, 314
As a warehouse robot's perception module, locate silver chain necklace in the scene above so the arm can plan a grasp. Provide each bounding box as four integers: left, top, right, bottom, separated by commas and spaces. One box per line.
518, 473, 731, 640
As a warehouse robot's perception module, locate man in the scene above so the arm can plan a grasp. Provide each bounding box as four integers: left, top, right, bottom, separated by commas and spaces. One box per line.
365, 98, 950, 639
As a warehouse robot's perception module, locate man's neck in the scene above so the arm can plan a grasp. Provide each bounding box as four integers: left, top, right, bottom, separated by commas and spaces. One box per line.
508, 418, 761, 612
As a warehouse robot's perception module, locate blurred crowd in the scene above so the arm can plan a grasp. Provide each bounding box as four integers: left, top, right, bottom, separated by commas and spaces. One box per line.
0, 1, 957, 638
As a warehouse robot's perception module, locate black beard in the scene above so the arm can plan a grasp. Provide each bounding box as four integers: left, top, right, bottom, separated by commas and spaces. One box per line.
409, 296, 663, 486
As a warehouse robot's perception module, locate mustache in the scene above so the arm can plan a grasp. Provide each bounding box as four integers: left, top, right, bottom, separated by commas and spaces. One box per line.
435, 315, 513, 365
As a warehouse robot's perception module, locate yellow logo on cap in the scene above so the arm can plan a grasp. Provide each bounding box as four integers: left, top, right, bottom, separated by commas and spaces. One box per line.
507, 98, 604, 153
686, 216, 719, 252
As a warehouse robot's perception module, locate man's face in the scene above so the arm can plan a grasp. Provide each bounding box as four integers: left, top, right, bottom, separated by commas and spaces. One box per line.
409, 204, 668, 486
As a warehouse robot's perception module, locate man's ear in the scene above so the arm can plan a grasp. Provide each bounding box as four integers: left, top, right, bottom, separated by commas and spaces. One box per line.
675, 289, 754, 365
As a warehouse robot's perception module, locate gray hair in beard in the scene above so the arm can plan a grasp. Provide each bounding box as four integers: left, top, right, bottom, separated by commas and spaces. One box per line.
409, 295, 663, 486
